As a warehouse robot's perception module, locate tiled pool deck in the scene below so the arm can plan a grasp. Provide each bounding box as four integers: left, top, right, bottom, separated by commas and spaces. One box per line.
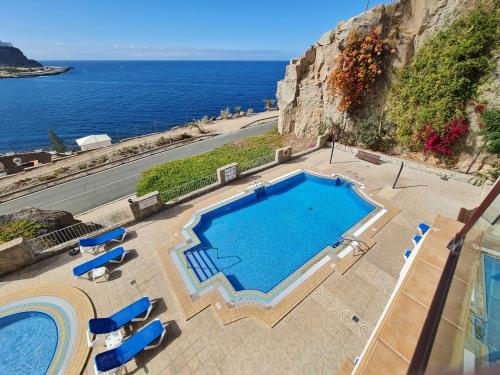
0, 148, 485, 374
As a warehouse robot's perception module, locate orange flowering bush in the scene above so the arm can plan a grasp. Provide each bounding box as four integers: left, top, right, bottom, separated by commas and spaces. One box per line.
328, 29, 391, 112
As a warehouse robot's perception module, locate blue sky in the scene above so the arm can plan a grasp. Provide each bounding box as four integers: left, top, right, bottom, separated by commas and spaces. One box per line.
0, 0, 391, 60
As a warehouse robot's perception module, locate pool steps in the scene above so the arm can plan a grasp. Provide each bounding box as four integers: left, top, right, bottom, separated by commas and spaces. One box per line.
185, 250, 219, 282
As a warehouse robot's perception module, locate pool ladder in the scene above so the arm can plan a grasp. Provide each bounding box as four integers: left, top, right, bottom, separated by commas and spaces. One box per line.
339, 236, 371, 255
248, 176, 262, 187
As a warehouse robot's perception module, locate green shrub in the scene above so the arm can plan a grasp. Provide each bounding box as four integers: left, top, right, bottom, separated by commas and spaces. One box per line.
353, 107, 395, 152
220, 108, 231, 119
136, 129, 283, 196
387, 4, 499, 149
53, 166, 70, 176
480, 107, 500, 156
0, 220, 43, 244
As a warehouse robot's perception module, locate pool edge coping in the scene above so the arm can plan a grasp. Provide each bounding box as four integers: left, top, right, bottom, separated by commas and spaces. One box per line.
0, 285, 94, 375
157, 167, 400, 326
175, 169, 382, 300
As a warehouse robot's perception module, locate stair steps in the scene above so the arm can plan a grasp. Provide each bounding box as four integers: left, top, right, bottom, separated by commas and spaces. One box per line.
185, 249, 219, 283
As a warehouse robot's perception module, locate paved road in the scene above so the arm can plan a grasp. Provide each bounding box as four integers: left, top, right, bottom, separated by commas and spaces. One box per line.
0, 122, 277, 215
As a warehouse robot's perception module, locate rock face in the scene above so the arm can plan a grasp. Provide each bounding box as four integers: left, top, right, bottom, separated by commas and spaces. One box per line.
0, 208, 78, 234
0, 46, 42, 67
277, 0, 480, 137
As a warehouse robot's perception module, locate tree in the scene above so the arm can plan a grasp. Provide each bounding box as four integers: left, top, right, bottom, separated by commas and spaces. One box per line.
264, 98, 275, 111
48, 128, 66, 153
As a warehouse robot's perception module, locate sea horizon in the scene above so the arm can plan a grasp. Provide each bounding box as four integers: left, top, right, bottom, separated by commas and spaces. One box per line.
0, 60, 287, 153
40, 59, 291, 62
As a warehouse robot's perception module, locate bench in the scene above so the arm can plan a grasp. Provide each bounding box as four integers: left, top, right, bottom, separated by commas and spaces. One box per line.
356, 150, 382, 165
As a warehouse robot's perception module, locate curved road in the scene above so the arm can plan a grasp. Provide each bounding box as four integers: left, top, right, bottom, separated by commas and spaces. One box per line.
0, 121, 276, 215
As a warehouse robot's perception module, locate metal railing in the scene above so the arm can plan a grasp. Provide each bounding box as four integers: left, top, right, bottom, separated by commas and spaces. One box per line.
239, 152, 276, 173
29, 206, 133, 253
159, 174, 219, 203
158, 152, 276, 204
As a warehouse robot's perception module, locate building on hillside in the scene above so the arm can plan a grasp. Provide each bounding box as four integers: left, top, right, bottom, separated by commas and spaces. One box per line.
0, 151, 53, 175
75, 134, 112, 151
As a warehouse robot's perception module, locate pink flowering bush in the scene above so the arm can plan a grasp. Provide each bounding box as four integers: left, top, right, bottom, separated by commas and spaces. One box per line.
416, 115, 469, 158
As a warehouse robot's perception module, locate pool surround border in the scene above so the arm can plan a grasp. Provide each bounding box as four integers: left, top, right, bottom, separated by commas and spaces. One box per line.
0, 285, 94, 375
172, 169, 386, 306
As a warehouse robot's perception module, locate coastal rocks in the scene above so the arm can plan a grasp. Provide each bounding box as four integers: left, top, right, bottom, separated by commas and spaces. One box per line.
276, 0, 479, 137
0, 43, 71, 78
0, 208, 78, 235
0, 66, 72, 79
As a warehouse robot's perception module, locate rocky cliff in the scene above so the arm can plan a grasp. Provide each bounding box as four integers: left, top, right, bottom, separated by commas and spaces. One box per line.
276, 0, 481, 137
0, 46, 42, 67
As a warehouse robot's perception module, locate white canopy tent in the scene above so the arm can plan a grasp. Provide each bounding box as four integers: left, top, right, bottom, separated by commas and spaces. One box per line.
75, 134, 112, 151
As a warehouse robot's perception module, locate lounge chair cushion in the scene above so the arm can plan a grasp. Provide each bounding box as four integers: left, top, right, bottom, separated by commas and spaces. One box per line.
79, 227, 125, 247
88, 318, 117, 334
404, 249, 412, 259
419, 223, 430, 235
111, 297, 151, 327
73, 247, 125, 277
94, 320, 165, 372
413, 235, 422, 244
89, 297, 152, 334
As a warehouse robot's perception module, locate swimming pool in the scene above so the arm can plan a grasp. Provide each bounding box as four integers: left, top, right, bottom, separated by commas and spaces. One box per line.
483, 254, 500, 354
0, 290, 89, 375
0, 311, 58, 375
175, 170, 379, 301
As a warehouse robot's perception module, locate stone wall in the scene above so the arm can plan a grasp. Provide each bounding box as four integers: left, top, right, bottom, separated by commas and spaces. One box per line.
0, 238, 36, 276
129, 191, 164, 221
276, 0, 479, 138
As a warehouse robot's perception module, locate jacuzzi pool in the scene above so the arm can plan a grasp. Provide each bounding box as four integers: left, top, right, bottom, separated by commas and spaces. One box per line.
0, 311, 58, 375
173, 170, 381, 304
0, 296, 79, 375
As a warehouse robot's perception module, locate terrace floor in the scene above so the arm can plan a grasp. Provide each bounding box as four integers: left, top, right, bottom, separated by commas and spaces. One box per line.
0, 147, 485, 374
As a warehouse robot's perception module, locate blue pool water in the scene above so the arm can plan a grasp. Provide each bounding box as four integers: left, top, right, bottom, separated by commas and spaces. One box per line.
484, 255, 500, 352
0, 60, 286, 153
185, 173, 375, 293
0, 311, 58, 375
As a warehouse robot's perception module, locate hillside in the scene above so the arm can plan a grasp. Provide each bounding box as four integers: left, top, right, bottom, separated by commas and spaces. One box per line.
0, 46, 42, 67
276, 0, 499, 180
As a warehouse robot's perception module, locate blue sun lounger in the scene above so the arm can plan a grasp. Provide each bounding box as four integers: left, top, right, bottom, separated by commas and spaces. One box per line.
73, 247, 128, 280
404, 249, 412, 261
418, 223, 430, 235
94, 319, 166, 375
79, 227, 127, 255
412, 235, 422, 246
87, 296, 155, 347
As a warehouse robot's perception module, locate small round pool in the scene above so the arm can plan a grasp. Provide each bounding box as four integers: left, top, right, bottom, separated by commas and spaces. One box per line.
0, 287, 94, 375
0, 311, 58, 375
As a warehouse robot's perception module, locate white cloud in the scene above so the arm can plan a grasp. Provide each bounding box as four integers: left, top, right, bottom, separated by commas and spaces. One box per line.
109, 44, 290, 60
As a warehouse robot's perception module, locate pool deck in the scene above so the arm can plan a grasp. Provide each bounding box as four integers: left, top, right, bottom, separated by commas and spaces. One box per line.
161, 170, 400, 326
0, 147, 485, 374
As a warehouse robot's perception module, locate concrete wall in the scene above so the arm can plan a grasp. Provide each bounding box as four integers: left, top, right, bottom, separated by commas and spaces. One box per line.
129, 191, 164, 221
0, 238, 36, 277
275, 147, 292, 163
217, 162, 240, 185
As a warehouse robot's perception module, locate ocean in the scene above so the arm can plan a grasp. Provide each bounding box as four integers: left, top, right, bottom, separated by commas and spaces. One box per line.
0, 60, 287, 153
